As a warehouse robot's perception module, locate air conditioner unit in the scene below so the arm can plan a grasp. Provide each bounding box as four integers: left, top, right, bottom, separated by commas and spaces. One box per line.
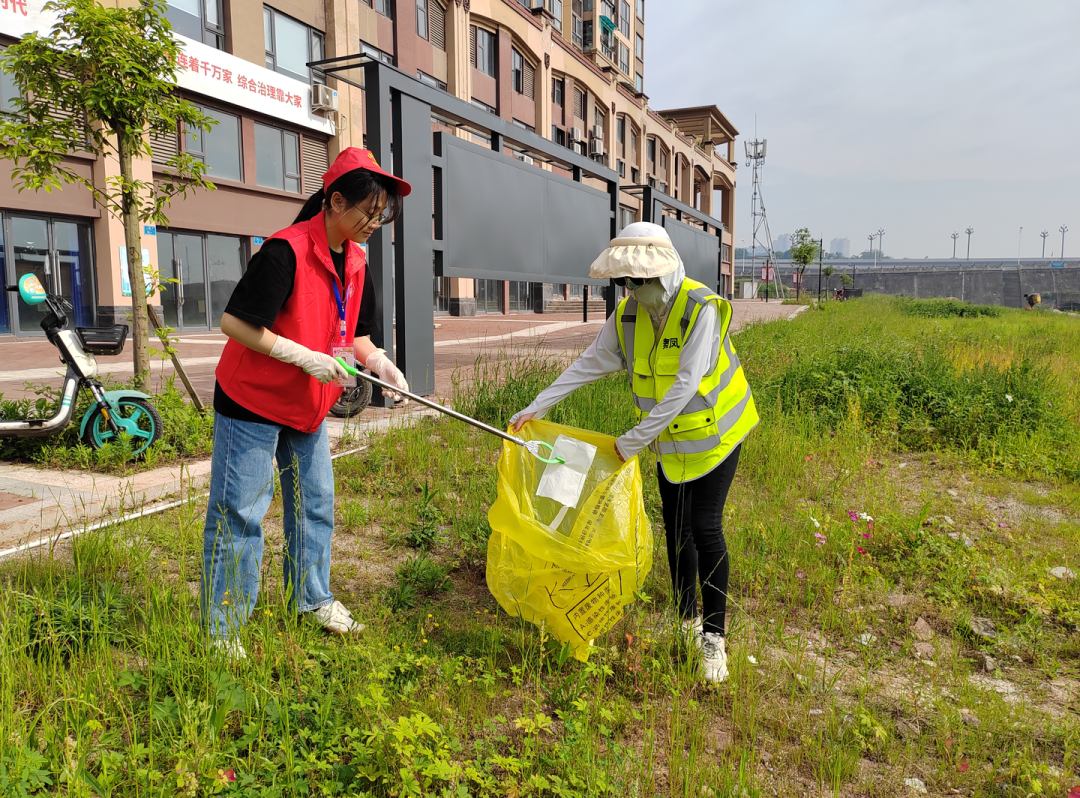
589, 137, 604, 157
312, 83, 339, 113
571, 126, 584, 142
518, 154, 535, 166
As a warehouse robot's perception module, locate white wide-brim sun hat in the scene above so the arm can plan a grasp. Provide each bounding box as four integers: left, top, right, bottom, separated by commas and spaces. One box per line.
588, 222, 681, 280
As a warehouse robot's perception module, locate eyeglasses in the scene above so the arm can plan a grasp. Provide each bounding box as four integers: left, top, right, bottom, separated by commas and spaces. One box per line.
613, 276, 649, 288
348, 202, 394, 227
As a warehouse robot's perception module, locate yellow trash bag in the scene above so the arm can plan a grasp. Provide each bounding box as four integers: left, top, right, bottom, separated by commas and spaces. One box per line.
487, 419, 653, 661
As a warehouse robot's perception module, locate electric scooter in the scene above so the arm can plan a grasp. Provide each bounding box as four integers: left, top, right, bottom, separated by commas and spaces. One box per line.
0, 274, 163, 456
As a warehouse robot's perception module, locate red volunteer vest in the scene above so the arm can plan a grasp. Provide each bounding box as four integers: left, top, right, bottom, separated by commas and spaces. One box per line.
216, 216, 366, 433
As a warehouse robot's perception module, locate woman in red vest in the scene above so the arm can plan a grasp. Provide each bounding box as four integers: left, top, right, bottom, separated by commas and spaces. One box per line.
203, 148, 411, 658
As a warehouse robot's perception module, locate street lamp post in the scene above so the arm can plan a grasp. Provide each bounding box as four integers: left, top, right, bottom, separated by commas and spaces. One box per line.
1017, 226, 1023, 266
1041, 230, 1049, 258
877, 228, 885, 258
817, 237, 823, 302
951, 232, 959, 258
1061, 225, 1069, 259
965, 227, 974, 259
860, 233, 874, 289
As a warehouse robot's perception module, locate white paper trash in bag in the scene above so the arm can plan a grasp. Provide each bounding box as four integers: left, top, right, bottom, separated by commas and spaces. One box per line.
535, 435, 598, 529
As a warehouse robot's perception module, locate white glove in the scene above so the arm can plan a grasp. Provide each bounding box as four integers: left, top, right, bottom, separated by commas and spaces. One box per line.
269, 335, 349, 385
365, 348, 410, 404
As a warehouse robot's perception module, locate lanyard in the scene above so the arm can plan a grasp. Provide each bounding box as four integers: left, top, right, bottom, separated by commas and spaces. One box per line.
333, 281, 347, 341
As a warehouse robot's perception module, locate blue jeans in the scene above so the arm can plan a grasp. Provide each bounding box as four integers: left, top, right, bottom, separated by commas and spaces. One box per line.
201, 414, 336, 638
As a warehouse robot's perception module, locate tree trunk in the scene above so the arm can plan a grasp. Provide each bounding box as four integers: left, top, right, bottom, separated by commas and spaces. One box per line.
796, 268, 803, 301
118, 134, 151, 392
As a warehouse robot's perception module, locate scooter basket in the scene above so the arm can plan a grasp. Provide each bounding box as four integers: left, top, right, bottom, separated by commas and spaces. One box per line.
76, 325, 129, 356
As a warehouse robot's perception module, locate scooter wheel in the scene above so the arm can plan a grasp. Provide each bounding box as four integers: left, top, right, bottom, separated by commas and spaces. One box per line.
329, 378, 373, 419
82, 397, 164, 458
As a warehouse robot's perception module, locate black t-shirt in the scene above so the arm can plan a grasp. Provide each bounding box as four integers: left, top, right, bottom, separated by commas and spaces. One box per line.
214, 239, 379, 426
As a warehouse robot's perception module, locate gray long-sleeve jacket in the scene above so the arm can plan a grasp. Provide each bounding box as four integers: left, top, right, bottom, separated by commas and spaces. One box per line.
511, 302, 720, 461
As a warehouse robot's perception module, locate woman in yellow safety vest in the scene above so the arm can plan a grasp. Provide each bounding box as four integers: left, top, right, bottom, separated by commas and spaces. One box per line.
511, 222, 758, 683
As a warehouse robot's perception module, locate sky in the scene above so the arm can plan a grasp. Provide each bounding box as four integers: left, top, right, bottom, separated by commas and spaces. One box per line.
646, 0, 1080, 259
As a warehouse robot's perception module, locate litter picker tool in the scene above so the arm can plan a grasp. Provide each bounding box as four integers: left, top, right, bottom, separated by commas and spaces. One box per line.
335, 357, 564, 464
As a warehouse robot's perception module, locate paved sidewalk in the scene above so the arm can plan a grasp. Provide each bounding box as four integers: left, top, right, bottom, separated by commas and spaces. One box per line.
0, 301, 801, 554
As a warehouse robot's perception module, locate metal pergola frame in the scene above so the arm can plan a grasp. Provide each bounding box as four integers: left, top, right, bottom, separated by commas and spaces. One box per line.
621, 184, 729, 296
310, 54, 621, 402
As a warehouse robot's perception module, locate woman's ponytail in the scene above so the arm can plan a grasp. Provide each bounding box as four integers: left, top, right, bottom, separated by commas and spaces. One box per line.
293, 188, 326, 224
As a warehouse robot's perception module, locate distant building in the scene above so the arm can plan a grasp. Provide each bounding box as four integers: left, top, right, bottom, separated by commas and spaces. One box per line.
830, 238, 851, 257
774, 233, 790, 252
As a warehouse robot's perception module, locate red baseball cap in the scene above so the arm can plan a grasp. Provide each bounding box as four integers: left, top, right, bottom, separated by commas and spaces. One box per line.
322, 147, 412, 197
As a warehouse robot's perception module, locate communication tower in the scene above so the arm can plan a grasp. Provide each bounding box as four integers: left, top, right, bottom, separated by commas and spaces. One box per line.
744, 136, 783, 300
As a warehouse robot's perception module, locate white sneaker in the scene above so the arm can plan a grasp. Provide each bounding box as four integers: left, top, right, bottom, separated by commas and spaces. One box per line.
681, 616, 704, 654
309, 600, 365, 635
702, 632, 728, 683
211, 637, 247, 660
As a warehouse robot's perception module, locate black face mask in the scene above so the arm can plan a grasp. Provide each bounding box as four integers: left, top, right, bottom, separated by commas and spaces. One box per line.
613, 276, 649, 288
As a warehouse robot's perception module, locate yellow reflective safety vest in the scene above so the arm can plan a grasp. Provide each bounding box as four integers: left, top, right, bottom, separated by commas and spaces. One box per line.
615, 278, 758, 483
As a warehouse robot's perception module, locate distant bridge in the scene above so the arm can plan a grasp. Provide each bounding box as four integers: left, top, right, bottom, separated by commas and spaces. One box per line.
733, 258, 1080, 310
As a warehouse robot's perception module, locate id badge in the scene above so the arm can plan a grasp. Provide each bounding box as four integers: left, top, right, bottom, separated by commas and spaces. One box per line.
332, 345, 356, 387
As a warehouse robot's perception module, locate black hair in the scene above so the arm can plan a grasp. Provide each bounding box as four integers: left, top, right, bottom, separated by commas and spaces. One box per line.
293, 167, 405, 228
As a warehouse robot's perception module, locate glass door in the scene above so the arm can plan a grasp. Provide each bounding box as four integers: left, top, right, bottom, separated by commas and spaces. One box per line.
157, 232, 179, 328
6, 215, 95, 334
175, 233, 207, 329
476, 279, 502, 314
206, 234, 242, 328
0, 218, 8, 335
53, 221, 95, 327
8, 216, 52, 334
158, 230, 243, 330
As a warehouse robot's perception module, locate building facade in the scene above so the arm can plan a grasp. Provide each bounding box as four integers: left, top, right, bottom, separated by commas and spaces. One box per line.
830, 237, 851, 257
0, 0, 736, 335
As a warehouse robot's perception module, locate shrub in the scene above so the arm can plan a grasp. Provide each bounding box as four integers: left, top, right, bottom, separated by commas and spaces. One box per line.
764, 340, 1059, 449
900, 298, 1002, 319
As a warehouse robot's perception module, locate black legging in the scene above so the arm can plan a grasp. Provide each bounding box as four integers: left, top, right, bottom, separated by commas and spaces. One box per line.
657, 443, 741, 636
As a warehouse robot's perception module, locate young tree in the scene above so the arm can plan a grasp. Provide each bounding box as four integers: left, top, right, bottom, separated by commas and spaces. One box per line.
788, 228, 820, 301
0, 0, 216, 391
821, 265, 836, 298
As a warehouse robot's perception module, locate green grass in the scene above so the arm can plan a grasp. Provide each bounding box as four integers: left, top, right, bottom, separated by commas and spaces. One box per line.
1, 296, 1078, 797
